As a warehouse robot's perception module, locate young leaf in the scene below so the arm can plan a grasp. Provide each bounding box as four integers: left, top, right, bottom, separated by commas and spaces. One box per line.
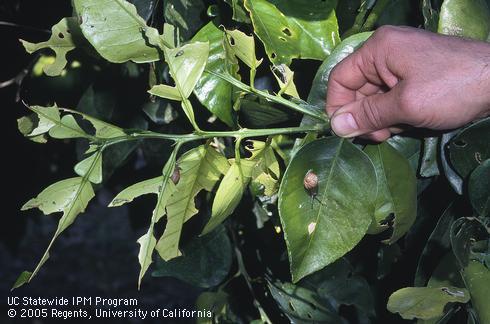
387, 287, 470, 320
278, 137, 377, 282
73, 0, 164, 63
246, 140, 280, 196
17, 114, 48, 143
420, 137, 440, 177
15, 175, 96, 288
109, 147, 179, 288
364, 143, 417, 243
163, 0, 206, 41
192, 22, 237, 127
223, 0, 251, 23
155, 145, 230, 260
223, 29, 263, 70
20, 17, 84, 76
271, 64, 299, 98
202, 160, 255, 235
148, 84, 182, 101
18, 105, 60, 139
74, 151, 103, 184
244, 0, 340, 65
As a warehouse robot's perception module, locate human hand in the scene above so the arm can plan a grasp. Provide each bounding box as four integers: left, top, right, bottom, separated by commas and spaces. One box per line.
326, 26, 490, 141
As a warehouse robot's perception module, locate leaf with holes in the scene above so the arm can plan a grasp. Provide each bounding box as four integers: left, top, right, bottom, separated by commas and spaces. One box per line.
278, 137, 377, 282
223, 28, 263, 70
449, 118, 490, 179
20, 17, 85, 76
155, 144, 229, 260
244, 0, 340, 65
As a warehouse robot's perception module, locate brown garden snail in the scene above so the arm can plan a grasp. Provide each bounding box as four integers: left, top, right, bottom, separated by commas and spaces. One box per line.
171, 166, 181, 185
304, 170, 318, 197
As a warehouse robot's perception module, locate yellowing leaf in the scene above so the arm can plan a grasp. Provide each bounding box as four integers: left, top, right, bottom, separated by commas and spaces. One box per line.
271, 64, 299, 98
224, 29, 263, 70
156, 145, 229, 260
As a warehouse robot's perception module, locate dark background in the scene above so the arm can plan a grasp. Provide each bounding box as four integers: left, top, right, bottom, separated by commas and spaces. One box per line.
1, 2, 199, 323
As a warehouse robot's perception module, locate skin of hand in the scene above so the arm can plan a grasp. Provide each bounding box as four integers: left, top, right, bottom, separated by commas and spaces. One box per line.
326, 25, 490, 142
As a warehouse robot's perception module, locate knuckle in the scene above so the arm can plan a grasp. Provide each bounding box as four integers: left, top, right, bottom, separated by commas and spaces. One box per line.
373, 25, 399, 43
360, 96, 384, 129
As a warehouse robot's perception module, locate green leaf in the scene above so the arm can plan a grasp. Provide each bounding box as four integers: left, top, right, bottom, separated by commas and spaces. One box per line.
415, 203, 460, 287
163, 0, 206, 41
153, 225, 232, 288
20, 17, 84, 76
223, 0, 250, 23
449, 118, 490, 179
163, 42, 209, 127
202, 160, 255, 235
148, 84, 182, 101
73, 0, 163, 63
192, 22, 237, 127
420, 137, 440, 177
438, 0, 490, 41
461, 260, 490, 324
238, 95, 297, 128
110, 148, 179, 287
18, 105, 60, 139
387, 135, 422, 173
450, 217, 489, 268
15, 176, 95, 288
17, 114, 48, 143
278, 137, 377, 282
223, 29, 263, 70
469, 159, 490, 216
422, 0, 439, 32
267, 280, 342, 323
74, 151, 103, 184
271, 64, 299, 98
387, 287, 470, 320
308, 32, 372, 109
441, 131, 464, 194
244, 0, 340, 65
155, 144, 230, 260
364, 143, 417, 242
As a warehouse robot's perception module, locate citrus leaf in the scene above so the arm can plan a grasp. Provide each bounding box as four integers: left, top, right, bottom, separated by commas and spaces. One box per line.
202, 160, 255, 235
223, 0, 250, 23
17, 114, 48, 143
155, 144, 230, 260
192, 22, 237, 127
461, 260, 490, 324
244, 0, 340, 65
364, 142, 417, 242
278, 137, 377, 282
468, 159, 490, 217
73, 0, 163, 63
20, 17, 84, 76
271, 64, 299, 98
438, 0, 490, 41
163, 0, 206, 41
108, 176, 164, 207
420, 137, 440, 177
223, 29, 263, 70
74, 151, 103, 184
148, 84, 182, 101
18, 105, 60, 138
153, 225, 232, 288
387, 287, 470, 320
449, 118, 490, 179
15, 174, 96, 289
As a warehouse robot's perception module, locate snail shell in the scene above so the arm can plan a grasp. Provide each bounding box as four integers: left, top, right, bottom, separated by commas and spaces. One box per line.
171, 167, 181, 185
304, 170, 318, 195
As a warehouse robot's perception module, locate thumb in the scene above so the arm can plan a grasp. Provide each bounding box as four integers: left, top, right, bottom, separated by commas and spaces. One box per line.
330, 89, 401, 138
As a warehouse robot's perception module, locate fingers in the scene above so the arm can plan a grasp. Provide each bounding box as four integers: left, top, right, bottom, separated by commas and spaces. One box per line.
329, 85, 406, 138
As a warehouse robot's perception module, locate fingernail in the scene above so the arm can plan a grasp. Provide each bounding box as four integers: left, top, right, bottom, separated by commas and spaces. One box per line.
331, 113, 358, 137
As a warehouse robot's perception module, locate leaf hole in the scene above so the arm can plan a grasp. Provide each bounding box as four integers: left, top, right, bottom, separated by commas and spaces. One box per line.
475, 152, 482, 163
58, 33, 64, 39
175, 50, 184, 57
229, 36, 235, 46
288, 301, 295, 312
282, 28, 292, 37
453, 140, 467, 147
271, 52, 277, 59
379, 213, 395, 226
279, 36, 287, 42
306, 313, 313, 319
